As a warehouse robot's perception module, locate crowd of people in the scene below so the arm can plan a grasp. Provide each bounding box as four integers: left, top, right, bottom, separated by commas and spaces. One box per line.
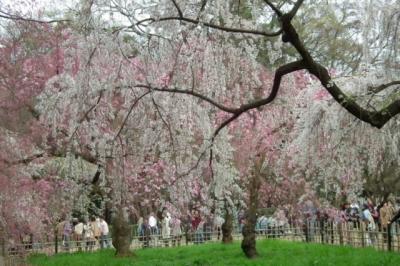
136, 208, 210, 248
339, 199, 400, 230
133, 198, 400, 249
57, 216, 110, 251
340, 199, 400, 245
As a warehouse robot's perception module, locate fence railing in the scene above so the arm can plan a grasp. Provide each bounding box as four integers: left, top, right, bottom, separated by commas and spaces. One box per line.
3, 221, 400, 262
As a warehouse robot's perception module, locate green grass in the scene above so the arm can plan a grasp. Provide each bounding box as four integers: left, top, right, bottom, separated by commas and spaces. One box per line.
29, 240, 400, 266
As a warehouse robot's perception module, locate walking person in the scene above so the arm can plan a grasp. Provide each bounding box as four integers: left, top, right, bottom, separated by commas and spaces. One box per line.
148, 213, 158, 236
362, 204, 376, 246
171, 217, 182, 247
138, 218, 151, 248
192, 210, 204, 244
99, 217, 110, 249
84, 219, 95, 251
62, 218, 72, 251
91, 217, 101, 249
380, 200, 395, 244
161, 208, 171, 247
73, 218, 84, 251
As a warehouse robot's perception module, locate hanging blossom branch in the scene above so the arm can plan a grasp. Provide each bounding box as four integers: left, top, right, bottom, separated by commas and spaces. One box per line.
170, 141, 213, 186
206, 60, 305, 177
143, 0, 282, 37
136, 60, 305, 139
137, 17, 282, 37
134, 60, 305, 181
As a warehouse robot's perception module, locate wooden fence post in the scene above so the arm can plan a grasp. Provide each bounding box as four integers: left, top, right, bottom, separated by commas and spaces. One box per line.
0, 229, 5, 257
54, 229, 58, 254
388, 223, 392, 251
339, 222, 343, 245
360, 222, 365, 247
0, 228, 5, 266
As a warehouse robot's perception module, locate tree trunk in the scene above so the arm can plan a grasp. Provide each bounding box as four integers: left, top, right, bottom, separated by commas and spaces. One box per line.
241, 158, 263, 259
241, 221, 258, 258
241, 194, 258, 258
112, 208, 133, 257
0, 226, 5, 259
222, 208, 233, 244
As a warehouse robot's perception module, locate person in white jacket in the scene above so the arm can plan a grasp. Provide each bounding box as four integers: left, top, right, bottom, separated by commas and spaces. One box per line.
161, 208, 171, 246
362, 204, 376, 246
100, 218, 110, 249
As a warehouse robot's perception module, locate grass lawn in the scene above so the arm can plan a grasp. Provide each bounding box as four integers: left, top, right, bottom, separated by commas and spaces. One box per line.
29, 239, 400, 266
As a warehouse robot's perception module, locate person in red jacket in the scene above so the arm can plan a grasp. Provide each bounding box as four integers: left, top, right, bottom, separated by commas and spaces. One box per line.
191, 210, 204, 244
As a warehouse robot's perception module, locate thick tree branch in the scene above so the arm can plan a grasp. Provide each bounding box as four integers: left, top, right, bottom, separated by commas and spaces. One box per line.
279, 13, 400, 128
211, 60, 306, 139
91, 165, 102, 185
288, 0, 305, 20
136, 85, 238, 113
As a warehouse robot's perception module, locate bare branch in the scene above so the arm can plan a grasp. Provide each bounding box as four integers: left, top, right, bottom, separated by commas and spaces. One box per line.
0, 10, 70, 24
151, 96, 179, 172
197, 0, 209, 20
263, 0, 283, 17
212, 113, 242, 140
67, 91, 104, 145
368, 81, 400, 93
169, 142, 212, 186
114, 91, 151, 140
79, 91, 103, 124
2, 152, 44, 166
170, 0, 183, 18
